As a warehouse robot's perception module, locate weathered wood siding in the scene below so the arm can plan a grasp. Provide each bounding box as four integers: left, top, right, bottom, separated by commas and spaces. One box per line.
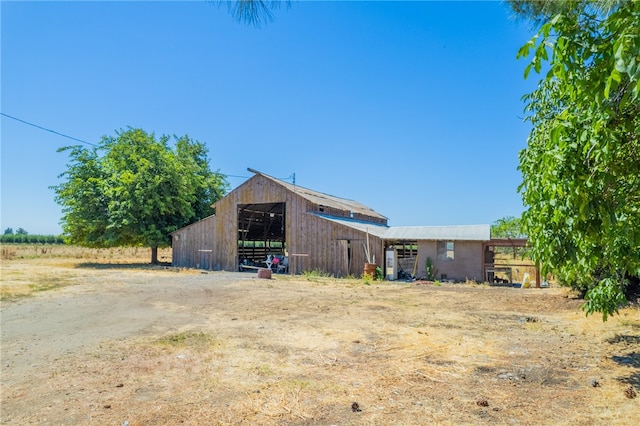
310, 205, 386, 225
171, 215, 216, 269
210, 174, 296, 271
172, 174, 385, 276
295, 213, 384, 276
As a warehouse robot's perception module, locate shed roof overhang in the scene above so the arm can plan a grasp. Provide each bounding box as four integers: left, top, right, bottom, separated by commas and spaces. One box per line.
485, 238, 528, 247
308, 213, 389, 238
308, 215, 491, 241
383, 224, 491, 241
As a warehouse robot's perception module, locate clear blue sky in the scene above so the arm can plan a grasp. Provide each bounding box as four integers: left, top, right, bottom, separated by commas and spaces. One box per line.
1, 1, 537, 235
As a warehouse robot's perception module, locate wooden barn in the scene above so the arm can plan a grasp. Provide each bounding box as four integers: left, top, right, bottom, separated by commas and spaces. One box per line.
171, 169, 389, 276
171, 169, 499, 280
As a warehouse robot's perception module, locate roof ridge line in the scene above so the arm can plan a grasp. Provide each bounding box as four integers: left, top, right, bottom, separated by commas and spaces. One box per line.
248, 168, 381, 210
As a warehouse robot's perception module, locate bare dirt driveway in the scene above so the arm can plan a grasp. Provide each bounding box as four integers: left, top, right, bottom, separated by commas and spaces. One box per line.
1, 255, 639, 425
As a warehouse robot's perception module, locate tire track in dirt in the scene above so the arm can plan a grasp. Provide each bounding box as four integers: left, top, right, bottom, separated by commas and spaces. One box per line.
0, 272, 249, 386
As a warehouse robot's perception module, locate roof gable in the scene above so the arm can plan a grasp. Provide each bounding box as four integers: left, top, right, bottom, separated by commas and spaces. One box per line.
249, 169, 387, 221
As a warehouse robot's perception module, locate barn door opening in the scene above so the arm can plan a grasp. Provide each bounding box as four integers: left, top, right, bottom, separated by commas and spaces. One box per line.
238, 202, 286, 268
335, 239, 349, 277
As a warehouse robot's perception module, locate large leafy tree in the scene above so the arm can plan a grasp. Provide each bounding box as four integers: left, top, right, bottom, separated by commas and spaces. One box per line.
513, 0, 640, 319
52, 128, 228, 264
492, 216, 527, 259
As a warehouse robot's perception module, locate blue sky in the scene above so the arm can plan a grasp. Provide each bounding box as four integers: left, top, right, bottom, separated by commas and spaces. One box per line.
1, 1, 538, 235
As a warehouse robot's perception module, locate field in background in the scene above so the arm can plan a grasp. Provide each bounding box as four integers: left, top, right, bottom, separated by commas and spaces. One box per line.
0, 244, 172, 301
493, 253, 539, 284
0, 244, 172, 262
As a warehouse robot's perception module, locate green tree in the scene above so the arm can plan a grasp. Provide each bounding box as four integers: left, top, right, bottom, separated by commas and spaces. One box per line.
52, 128, 228, 264
492, 216, 527, 259
15, 228, 28, 235
491, 216, 525, 239
513, 0, 640, 319
4, 227, 13, 235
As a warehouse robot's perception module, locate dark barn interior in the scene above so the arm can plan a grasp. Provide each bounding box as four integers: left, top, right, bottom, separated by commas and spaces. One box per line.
237, 202, 286, 263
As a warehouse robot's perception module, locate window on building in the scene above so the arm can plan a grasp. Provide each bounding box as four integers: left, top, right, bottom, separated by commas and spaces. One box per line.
437, 241, 455, 260
395, 242, 418, 259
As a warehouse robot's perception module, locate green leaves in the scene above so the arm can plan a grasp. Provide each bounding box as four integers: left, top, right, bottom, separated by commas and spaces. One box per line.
514, 0, 640, 319
51, 128, 228, 261
582, 278, 627, 321
491, 216, 526, 239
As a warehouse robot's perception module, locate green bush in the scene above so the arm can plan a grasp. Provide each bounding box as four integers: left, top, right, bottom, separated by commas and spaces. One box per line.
375, 266, 384, 281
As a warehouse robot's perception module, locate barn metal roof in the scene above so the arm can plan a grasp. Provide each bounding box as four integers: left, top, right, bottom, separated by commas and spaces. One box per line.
383, 224, 491, 241
250, 169, 388, 221
309, 213, 390, 237
311, 214, 490, 241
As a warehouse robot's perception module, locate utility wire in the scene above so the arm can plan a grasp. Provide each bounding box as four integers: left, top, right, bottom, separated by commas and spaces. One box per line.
1, 112, 98, 147
1, 112, 295, 182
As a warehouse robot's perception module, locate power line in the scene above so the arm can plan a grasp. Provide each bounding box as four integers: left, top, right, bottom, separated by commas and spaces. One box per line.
1, 112, 296, 183
1, 112, 98, 147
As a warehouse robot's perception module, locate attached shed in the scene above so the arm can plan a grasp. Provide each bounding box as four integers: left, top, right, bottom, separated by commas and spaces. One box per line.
171, 170, 388, 276
383, 225, 491, 282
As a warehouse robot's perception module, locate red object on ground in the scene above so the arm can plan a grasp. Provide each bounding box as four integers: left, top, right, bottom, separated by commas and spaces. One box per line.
257, 268, 272, 279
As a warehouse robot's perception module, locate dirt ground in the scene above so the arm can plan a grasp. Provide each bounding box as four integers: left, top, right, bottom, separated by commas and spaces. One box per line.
1, 248, 639, 425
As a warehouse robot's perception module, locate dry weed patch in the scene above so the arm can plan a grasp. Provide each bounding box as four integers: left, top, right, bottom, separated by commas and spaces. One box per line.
1, 257, 639, 425
0, 245, 172, 300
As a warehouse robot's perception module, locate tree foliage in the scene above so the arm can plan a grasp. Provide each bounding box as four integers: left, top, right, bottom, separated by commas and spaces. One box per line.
491, 216, 526, 239
52, 128, 228, 264
513, 0, 640, 319
216, 0, 291, 27
492, 216, 527, 259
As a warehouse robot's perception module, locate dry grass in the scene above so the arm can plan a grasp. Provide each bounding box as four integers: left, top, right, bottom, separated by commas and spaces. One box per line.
0, 244, 172, 262
0, 244, 172, 301
11, 295, 639, 425
1, 249, 639, 425
493, 253, 538, 283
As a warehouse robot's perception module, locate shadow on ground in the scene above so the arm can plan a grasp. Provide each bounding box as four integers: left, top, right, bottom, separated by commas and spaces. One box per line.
608, 334, 640, 388
75, 262, 172, 270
